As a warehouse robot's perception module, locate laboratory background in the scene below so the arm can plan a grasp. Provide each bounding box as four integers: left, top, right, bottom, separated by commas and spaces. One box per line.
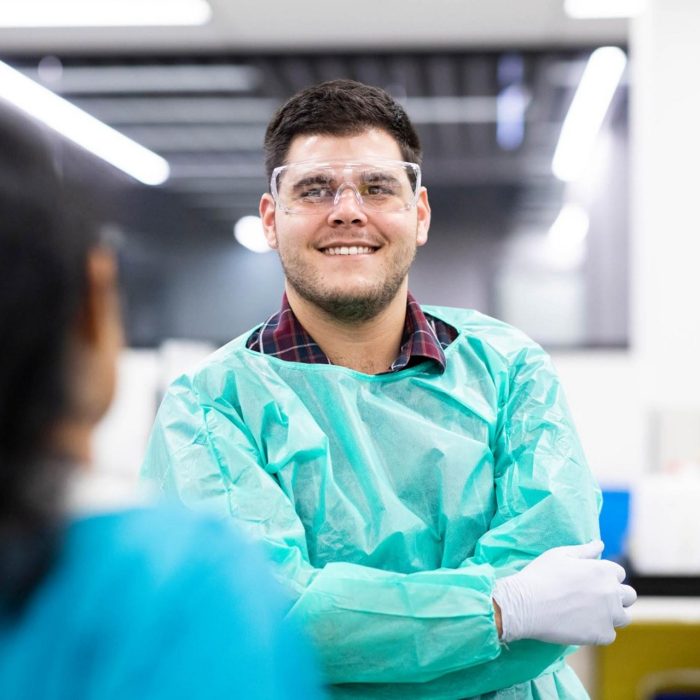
1, 0, 698, 696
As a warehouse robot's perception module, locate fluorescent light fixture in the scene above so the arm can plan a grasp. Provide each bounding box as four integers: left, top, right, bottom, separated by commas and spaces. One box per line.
497, 85, 528, 150
497, 53, 527, 150
552, 47, 626, 182
0, 60, 170, 186
547, 203, 589, 268
234, 216, 271, 254
564, 0, 644, 19
0, 0, 212, 27
549, 203, 590, 247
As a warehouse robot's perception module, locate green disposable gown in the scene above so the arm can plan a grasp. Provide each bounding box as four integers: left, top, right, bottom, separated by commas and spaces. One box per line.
142, 306, 601, 699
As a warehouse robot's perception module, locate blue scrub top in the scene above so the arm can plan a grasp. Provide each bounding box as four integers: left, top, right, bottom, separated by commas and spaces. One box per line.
0, 506, 325, 699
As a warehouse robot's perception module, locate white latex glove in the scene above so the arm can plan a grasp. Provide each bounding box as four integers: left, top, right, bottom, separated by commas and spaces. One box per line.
492, 540, 637, 645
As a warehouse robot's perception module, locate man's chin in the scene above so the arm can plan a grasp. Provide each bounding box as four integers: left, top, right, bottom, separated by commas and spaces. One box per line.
296, 286, 401, 323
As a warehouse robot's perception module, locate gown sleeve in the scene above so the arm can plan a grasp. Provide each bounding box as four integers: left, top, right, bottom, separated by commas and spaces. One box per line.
440, 336, 602, 697
473, 338, 601, 570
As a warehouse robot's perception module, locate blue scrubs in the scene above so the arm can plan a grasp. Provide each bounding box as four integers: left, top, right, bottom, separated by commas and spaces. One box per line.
0, 506, 324, 699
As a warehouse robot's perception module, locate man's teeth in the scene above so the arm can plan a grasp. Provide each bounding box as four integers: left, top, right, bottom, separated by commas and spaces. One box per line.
324, 246, 374, 256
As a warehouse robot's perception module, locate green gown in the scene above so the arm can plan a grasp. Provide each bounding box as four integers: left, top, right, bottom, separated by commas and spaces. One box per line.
142, 306, 601, 699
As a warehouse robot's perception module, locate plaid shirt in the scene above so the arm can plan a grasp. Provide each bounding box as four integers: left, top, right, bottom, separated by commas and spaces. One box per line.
246, 292, 458, 374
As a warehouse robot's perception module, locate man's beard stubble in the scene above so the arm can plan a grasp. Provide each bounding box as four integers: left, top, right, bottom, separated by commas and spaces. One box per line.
279, 240, 418, 324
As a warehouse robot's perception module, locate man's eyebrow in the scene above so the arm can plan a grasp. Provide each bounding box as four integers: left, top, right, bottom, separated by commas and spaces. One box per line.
360, 170, 402, 184
291, 173, 335, 191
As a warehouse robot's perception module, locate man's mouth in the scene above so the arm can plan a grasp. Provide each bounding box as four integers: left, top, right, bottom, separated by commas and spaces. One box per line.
321, 245, 378, 256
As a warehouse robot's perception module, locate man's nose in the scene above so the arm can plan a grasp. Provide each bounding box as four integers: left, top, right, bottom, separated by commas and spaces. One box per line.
328, 183, 367, 225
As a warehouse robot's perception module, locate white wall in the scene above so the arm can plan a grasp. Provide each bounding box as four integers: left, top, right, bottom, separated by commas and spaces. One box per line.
92, 349, 160, 481
630, 0, 700, 411
92, 342, 214, 480
551, 351, 644, 487
551, 0, 700, 491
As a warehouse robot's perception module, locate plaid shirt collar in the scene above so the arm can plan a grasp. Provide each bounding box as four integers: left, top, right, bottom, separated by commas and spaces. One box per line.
247, 292, 457, 374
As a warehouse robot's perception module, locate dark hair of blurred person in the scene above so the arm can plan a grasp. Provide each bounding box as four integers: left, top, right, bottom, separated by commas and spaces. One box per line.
0, 102, 325, 700
0, 104, 105, 609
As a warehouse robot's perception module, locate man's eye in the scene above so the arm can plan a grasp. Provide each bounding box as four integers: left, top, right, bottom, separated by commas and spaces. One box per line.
364, 184, 396, 197
299, 187, 333, 199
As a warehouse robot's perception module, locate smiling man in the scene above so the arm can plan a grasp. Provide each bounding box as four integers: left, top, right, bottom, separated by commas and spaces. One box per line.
258, 127, 430, 375
142, 80, 636, 699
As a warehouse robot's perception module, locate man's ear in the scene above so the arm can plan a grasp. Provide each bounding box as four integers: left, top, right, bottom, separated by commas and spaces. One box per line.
259, 193, 279, 249
416, 187, 431, 247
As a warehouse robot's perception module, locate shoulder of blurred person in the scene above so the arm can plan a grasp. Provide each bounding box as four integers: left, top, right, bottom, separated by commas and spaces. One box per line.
0, 501, 324, 699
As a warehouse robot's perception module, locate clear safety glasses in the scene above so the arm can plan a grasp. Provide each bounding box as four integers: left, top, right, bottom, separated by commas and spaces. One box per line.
270, 159, 422, 215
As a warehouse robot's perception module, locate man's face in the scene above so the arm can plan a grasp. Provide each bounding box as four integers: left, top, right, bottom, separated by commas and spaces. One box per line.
260, 128, 431, 322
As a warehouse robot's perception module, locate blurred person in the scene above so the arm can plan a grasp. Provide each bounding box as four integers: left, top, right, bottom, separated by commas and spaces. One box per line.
0, 102, 324, 700
142, 80, 636, 699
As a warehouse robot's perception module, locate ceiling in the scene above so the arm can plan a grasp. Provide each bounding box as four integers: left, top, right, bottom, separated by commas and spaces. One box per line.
0, 2, 629, 243
0, 1, 627, 54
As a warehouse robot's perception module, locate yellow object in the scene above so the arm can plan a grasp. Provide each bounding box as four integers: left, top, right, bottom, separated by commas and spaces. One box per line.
598, 622, 700, 699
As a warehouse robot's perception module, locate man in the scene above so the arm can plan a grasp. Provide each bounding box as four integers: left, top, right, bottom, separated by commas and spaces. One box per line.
142, 80, 636, 699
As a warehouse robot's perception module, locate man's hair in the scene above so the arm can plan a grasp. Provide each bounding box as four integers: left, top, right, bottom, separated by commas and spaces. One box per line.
264, 79, 422, 180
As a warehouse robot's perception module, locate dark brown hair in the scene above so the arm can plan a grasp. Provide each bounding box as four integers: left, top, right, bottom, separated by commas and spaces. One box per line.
0, 105, 98, 613
264, 79, 422, 181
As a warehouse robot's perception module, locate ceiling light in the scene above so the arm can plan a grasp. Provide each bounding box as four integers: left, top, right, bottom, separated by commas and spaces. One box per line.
564, 0, 644, 19
552, 47, 627, 182
547, 203, 589, 268
0, 60, 170, 186
549, 203, 590, 247
234, 216, 271, 254
0, 0, 212, 27
497, 85, 528, 150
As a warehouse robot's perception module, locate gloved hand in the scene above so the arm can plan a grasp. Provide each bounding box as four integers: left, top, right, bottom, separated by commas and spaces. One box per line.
492, 540, 637, 645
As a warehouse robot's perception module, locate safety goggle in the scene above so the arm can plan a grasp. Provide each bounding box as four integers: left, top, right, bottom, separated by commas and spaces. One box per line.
270, 159, 422, 215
